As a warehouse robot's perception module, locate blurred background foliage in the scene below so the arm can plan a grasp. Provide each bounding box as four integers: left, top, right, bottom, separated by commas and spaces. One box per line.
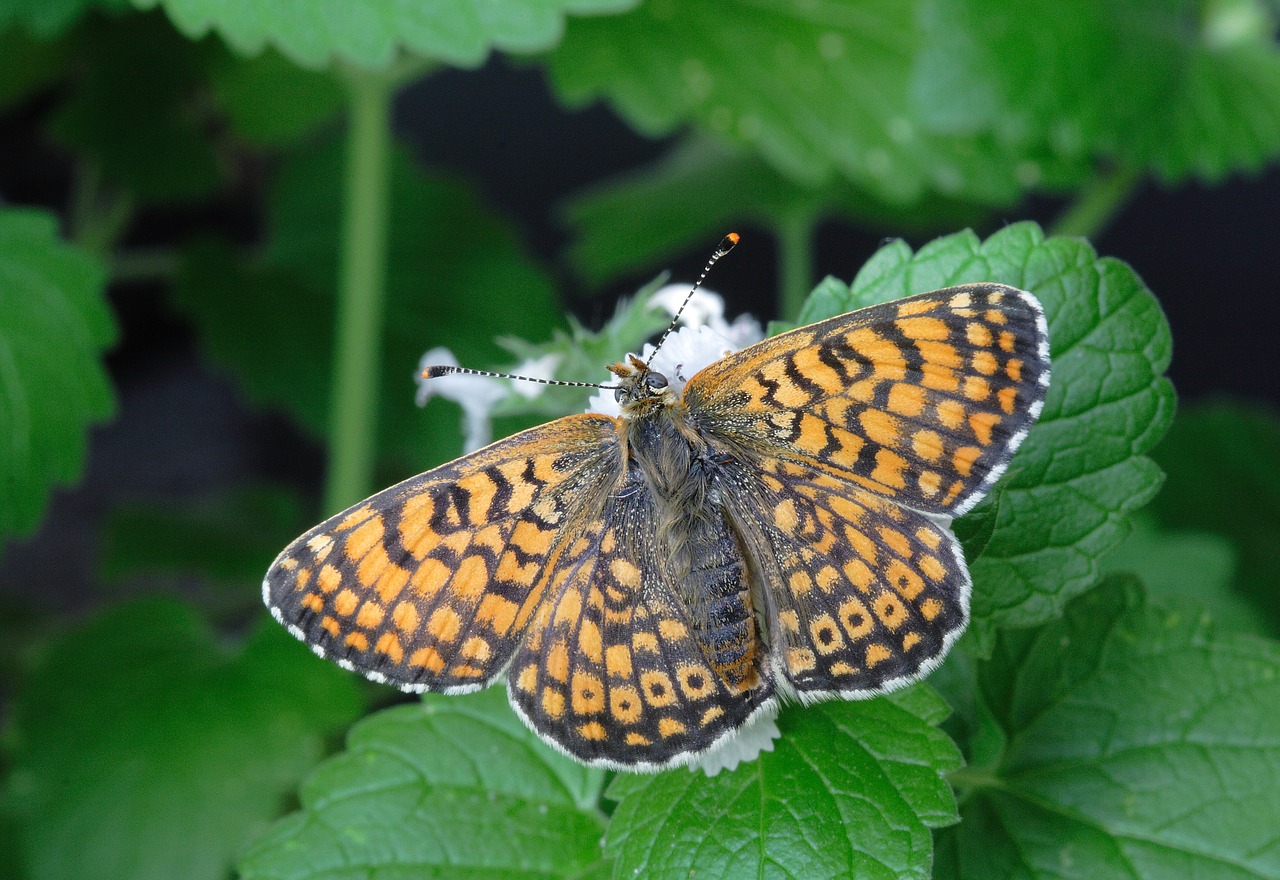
1, 1, 1279, 878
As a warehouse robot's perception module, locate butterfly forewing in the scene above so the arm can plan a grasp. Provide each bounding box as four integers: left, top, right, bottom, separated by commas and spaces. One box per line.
264, 414, 622, 692
685, 284, 1050, 516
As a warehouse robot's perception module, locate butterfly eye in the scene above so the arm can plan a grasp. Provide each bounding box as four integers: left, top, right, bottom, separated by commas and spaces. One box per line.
646, 372, 669, 389
614, 387, 630, 403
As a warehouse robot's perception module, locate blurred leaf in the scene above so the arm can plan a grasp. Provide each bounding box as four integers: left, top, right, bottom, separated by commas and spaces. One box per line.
796, 223, 1175, 647
607, 686, 959, 880
935, 577, 1280, 879
129, 0, 638, 70
0, 27, 71, 109
49, 13, 223, 203
561, 136, 987, 287
209, 47, 345, 146
546, 1, 1041, 206
239, 687, 609, 880
1104, 513, 1266, 635
0, 208, 115, 553
914, 0, 1280, 184
4, 598, 363, 880
174, 141, 562, 476
0, 0, 126, 38
1150, 400, 1280, 634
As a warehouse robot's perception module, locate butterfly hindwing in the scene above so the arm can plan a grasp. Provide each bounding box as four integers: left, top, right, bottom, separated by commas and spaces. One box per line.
685, 284, 1050, 516
264, 414, 623, 692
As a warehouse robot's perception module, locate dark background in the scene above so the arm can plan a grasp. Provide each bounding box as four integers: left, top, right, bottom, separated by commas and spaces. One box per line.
2, 57, 1278, 609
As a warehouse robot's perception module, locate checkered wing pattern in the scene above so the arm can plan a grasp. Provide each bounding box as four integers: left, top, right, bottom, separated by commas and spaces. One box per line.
506, 485, 776, 769
263, 415, 622, 692
721, 456, 968, 696
685, 284, 1050, 516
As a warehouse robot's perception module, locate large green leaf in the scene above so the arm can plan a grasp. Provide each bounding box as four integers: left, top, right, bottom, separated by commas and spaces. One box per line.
0, 208, 115, 552
130, 0, 638, 70
4, 598, 363, 880
794, 223, 1175, 646
607, 687, 960, 880
935, 578, 1280, 879
239, 687, 609, 880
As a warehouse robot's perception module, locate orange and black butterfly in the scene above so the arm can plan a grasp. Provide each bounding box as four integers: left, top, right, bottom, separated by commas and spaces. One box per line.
264, 235, 1050, 770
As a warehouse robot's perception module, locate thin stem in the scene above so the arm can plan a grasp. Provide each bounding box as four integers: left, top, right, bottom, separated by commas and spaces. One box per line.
948, 766, 1007, 808
776, 209, 818, 322
1049, 165, 1142, 240
324, 69, 394, 514
69, 163, 135, 257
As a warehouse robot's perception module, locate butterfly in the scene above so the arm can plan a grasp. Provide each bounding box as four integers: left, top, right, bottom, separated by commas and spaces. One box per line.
264, 237, 1050, 771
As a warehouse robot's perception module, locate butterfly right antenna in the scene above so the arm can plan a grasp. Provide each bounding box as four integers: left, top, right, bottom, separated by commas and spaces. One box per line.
644, 232, 739, 368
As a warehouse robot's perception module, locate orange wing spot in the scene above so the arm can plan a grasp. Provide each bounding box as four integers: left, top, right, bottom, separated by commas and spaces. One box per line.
471, 524, 506, 554
542, 687, 566, 720
345, 516, 385, 560
843, 558, 876, 591
847, 328, 907, 374
953, 445, 982, 477
917, 340, 962, 369
317, 564, 342, 594
354, 540, 391, 587
375, 632, 403, 664
511, 520, 554, 556
796, 412, 830, 453
830, 661, 857, 677
475, 594, 519, 636
609, 685, 643, 724
606, 645, 633, 679
870, 448, 908, 490
886, 383, 927, 418
640, 670, 677, 707
971, 350, 998, 376
916, 527, 942, 549
950, 292, 973, 309
388, 601, 416, 632
306, 533, 335, 560
860, 409, 902, 448
553, 586, 583, 626
579, 619, 604, 663
887, 559, 926, 600
919, 554, 947, 582
374, 564, 410, 604
966, 321, 993, 347
278, 556, 299, 572
609, 557, 641, 588
999, 331, 1017, 353
546, 639, 570, 683
410, 558, 451, 598
633, 631, 660, 654
902, 632, 922, 651
452, 555, 491, 601
816, 565, 841, 592
461, 636, 491, 663
700, 706, 726, 726
773, 498, 800, 531
408, 646, 445, 672
997, 386, 1019, 414
921, 363, 960, 393
911, 429, 944, 462
838, 597, 875, 638
344, 632, 369, 652
897, 296, 939, 317
810, 614, 846, 654
936, 398, 965, 429
846, 526, 878, 565
572, 672, 606, 714
969, 412, 1001, 446
963, 375, 991, 402
677, 664, 715, 699
779, 609, 801, 632
497, 460, 538, 513
788, 570, 815, 595
918, 470, 942, 497
658, 717, 687, 738
1006, 358, 1024, 381
460, 471, 498, 526
985, 309, 1008, 325
865, 643, 892, 668
920, 597, 944, 621
943, 480, 965, 505
449, 664, 485, 678
878, 526, 912, 558
516, 662, 538, 693
625, 732, 652, 746
873, 590, 910, 629
792, 344, 845, 393
427, 605, 463, 644
320, 616, 341, 637
896, 315, 950, 341
301, 593, 324, 613
787, 647, 816, 674
658, 618, 688, 640
337, 505, 376, 532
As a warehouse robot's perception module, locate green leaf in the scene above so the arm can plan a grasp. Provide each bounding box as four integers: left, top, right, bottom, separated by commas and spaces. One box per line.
48, 13, 223, 203
936, 577, 1280, 879
0, 0, 126, 38
239, 687, 609, 880
546, 2, 1039, 205
0, 207, 115, 551
4, 598, 363, 880
561, 136, 987, 287
606, 686, 960, 879
0, 27, 72, 110
795, 223, 1176, 645
130, 0, 638, 70
174, 140, 562, 475
1150, 401, 1280, 635
210, 47, 345, 146
913, 0, 1280, 184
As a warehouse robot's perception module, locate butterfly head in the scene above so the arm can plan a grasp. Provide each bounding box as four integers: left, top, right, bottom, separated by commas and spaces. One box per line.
608, 354, 674, 415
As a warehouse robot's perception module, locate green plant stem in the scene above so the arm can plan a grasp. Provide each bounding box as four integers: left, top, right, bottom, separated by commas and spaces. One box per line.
1049, 166, 1142, 240
777, 209, 818, 322
325, 70, 394, 514
70, 163, 134, 257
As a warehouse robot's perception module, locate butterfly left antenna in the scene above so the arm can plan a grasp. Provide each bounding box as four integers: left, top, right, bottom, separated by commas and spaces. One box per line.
644, 232, 739, 368
421, 364, 613, 390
